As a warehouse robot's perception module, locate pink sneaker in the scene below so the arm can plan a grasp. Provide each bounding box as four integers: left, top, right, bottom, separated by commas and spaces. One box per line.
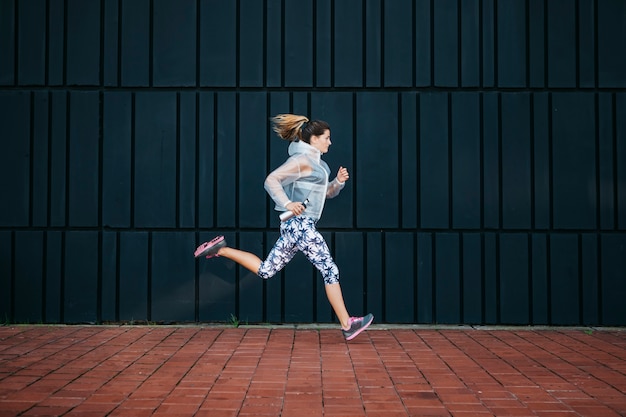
194, 236, 226, 259
342, 313, 374, 341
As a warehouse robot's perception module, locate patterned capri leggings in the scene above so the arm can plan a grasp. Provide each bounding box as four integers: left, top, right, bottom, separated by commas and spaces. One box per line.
257, 216, 340, 285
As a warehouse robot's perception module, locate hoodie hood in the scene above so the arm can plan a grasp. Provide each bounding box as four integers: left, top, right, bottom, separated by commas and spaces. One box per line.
288, 140, 321, 162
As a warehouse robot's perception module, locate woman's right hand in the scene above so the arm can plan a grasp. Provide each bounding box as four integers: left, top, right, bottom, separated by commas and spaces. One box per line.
286, 201, 306, 215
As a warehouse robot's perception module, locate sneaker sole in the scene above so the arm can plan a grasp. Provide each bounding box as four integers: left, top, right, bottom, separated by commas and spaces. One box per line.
345, 315, 374, 341
194, 236, 225, 258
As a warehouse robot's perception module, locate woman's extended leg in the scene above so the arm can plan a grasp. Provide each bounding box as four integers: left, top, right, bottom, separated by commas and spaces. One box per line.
324, 283, 351, 329
291, 218, 352, 329
320, 276, 374, 341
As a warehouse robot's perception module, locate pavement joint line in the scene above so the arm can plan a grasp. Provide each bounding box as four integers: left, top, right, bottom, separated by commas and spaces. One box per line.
2, 323, 624, 331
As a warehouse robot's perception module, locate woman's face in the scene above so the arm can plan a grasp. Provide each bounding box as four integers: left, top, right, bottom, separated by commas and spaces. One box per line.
310, 129, 332, 154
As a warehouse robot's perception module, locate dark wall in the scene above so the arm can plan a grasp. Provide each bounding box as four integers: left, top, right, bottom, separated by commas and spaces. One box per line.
1, 0, 625, 325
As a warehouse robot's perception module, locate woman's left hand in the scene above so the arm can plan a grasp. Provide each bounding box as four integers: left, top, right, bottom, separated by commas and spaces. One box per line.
336, 166, 349, 183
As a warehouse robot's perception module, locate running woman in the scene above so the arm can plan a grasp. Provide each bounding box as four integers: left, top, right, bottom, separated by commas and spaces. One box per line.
195, 114, 373, 341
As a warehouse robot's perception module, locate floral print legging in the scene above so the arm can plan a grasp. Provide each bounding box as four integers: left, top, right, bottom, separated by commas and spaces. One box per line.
257, 216, 340, 285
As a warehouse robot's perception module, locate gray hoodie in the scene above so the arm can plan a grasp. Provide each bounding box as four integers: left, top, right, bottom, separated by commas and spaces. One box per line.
264, 140, 345, 221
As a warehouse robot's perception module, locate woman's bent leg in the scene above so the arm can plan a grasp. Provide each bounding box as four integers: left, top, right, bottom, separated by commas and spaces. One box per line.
217, 224, 298, 279
216, 247, 262, 275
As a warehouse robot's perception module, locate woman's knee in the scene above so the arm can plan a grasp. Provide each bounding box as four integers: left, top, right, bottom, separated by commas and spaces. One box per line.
257, 263, 277, 279
321, 264, 340, 285
323, 275, 340, 285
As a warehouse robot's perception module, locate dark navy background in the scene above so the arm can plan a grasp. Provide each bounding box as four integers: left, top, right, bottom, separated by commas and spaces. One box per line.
1, 0, 625, 325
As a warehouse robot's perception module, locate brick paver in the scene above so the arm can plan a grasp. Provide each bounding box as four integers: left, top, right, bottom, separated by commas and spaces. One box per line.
0, 325, 624, 416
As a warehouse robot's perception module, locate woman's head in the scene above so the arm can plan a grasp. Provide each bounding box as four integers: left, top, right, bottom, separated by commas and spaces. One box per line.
271, 114, 330, 144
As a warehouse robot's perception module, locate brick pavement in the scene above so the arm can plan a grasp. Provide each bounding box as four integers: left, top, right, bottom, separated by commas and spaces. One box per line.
0, 325, 624, 417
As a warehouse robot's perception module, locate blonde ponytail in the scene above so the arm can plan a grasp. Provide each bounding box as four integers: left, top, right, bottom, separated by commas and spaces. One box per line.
271, 114, 309, 141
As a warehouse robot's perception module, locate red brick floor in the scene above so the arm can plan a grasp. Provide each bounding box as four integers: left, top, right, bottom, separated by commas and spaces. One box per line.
0, 326, 625, 417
